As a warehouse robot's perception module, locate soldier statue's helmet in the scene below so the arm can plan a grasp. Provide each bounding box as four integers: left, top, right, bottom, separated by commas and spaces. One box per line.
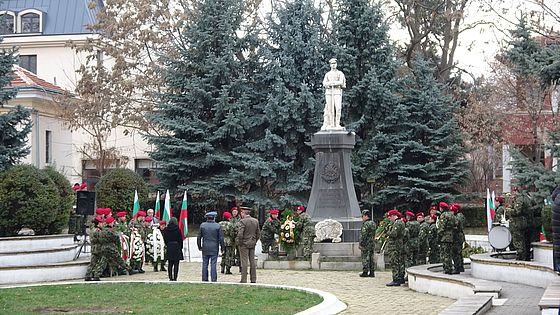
361, 210, 370, 217
329, 58, 337, 64
270, 209, 280, 215
223, 211, 232, 219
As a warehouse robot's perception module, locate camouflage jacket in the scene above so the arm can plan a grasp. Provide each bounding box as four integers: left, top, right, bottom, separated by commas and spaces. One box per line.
386, 219, 405, 248
219, 220, 236, 247
261, 216, 281, 240
418, 221, 430, 249
114, 222, 129, 235
89, 227, 103, 255
296, 212, 315, 235
437, 211, 457, 243
455, 212, 465, 239
359, 220, 377, 250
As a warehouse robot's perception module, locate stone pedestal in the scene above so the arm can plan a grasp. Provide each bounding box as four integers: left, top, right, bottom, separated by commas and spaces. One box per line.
307, 130, 361, 241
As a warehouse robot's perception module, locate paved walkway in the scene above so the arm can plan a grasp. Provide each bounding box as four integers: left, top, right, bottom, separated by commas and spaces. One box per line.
486, 281, 544, 315
107, 262, 454, 314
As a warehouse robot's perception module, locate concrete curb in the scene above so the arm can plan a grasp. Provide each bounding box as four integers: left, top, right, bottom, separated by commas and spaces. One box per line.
0, 280, 347, 315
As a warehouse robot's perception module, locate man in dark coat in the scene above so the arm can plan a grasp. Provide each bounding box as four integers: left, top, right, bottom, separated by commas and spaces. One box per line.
551, 186, 560, 272
163, 217, 183, 281
237, 208, 260, 283
197, 211, 225, 282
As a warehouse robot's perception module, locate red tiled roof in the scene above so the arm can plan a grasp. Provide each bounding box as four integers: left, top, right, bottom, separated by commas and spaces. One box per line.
10, 65, 65, 94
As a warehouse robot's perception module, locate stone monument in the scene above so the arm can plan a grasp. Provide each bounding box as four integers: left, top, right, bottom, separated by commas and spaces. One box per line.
307, 58, 361, 242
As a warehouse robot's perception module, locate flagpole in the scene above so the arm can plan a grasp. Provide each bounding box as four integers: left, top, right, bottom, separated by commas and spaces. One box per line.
186, 190, 191, 262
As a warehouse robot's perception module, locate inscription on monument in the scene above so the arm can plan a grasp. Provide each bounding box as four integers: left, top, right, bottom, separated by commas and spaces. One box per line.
317, 189, 344, 208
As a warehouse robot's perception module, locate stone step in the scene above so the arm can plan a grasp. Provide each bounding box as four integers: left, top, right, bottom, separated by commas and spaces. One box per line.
0, 257, 90, 284
321, 256, 361, 262
0, 234, 75, 253
539, 279, 560, 314
439, 295, 493, 315
0, 244, 79, 267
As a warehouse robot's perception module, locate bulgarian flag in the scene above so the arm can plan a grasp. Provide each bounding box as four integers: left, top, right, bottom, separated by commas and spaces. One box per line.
154, 191, 161, 219
162, 189, 172, 222
540, 226, 546, 241
132, 190, 140, 217
178, 191, 188, 240
486, 188, 496, 232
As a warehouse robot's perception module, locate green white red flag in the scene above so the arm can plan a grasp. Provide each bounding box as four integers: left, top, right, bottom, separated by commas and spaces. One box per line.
154, 191, 161, 219
486, 189, 496, 232
132, 190, 140, 217
178, 191, 188, 240
162, 189, 172, 222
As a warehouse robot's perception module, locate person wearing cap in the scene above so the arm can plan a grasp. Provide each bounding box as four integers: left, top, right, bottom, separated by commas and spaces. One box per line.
451, 204, 465, 273
437, 202, 458, 274
426, 214, 440, 264
494, 196, 506, 223
386, 209, 406, 286
219, 212, 235, 274
404, 211, 419, 269
114, 211, 130, 266
417, 212, 429, 265
359, 210, 376, 277
230, 207, 241, 269
260, 209, 281, 259
509, 188, 536, 261
102, 216, 130, 276
322, 57, 346, 130
129, 210, 146, 274
85, 216, 105, 281
295, 206, 315, 259
237, 208, 260, 283
197, 211, 225, 282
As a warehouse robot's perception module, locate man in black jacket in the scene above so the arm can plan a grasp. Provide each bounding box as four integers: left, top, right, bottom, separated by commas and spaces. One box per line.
197, 211, 225, 282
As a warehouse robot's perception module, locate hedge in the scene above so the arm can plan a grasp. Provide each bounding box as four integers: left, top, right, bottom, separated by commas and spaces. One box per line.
42, 166, 74, 234
0, 165, 62, 236
95, 168, 149, 216
460, 204, 487, 228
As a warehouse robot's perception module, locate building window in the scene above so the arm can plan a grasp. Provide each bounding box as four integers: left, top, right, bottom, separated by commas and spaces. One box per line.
45, 130, 52, 164
20, 12, 40, 33
0, 13, 15, 34
135, 158, 161, 184
19, 55, 37, 73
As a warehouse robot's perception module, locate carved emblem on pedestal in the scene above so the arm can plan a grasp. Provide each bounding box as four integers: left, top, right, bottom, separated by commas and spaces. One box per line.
314, 219, 343, 243
321, 162, 339, 183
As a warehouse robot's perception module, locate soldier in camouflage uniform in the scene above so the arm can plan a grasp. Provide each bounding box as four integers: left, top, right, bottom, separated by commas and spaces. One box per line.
437, 202, 458, 274
261, 209, 281, 258
509, 189, 535, 261
417, 212, 429, 265
102, 216, 129, 276
230, 207, 241, 270
295, 205, 315, 259
114, 212, 130, 265
427, 214, 440, 264
359, 210, 376, 277
386, 209, 406, 286
494, 196, 505, 223
451, 204, 465, 273
405, 211, 419, 268
219, 212, 236, 274
85, 217, 105, 281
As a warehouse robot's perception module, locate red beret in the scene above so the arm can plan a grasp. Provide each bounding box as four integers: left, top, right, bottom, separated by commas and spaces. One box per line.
295, 205, 305, 212
116, 211, 127, 218
416, 212, 425, 217
430, 214, 438, 221
159, 220, 167, 226
137, 211, 146, 217
95, 216, 103, 223
495, 196, 505, 203
95, 208, 104, 215
387, 209, 401, 217
223, 212, 232, 219
145, 216, 152, 222
405, 211, 415, 217
72, 184, 80, 191
429, 206, 438, 211
450, 203, 461, 212
230, 207, 238, 211
80, 183, 87, 190
105, 216, 115, 224
270, 209, 280, 215
439, 202, 449, 209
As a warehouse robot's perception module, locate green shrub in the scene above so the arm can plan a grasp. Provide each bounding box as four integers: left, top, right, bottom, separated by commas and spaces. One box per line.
462, 244, 487, 258
0, 165, 61, 236
460, 204, 487, 228
42, 166, 74, 234
542, 205, 552, 241
95, 168, 149, 216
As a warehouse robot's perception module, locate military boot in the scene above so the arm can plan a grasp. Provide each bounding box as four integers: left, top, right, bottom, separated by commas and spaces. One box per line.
225, 267, 232, 274
368, 270, 375, 277
386, 281, 401, 287
359, 271, 369, 277
160, 262, 166, 272
221, 265, 225, 274
153, 265, 158, 272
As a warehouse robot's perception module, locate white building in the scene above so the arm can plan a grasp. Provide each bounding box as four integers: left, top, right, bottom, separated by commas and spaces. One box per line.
0, 0, 154, 186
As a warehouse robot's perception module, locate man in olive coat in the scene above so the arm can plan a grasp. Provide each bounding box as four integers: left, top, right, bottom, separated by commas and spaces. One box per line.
197, 211, 225, 282
237, 208, 260, 283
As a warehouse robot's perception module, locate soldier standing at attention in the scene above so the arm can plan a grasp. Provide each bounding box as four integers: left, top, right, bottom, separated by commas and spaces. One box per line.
386, 209, 406, 286
295, 205, 315, 259
438, 202, 458, 274
417, 212, 429, 265
427, 214, 440, 264
261, 209, 281, 258
359, 210, 376, 277
85, 216, 105, 281
230, 207, 241, 271
102, 216, 129, 276
510, 188, 535, 261
451, 204, 465, 273
219, 212, 236, 274
494, 196, 506, 223
405, 211, 419, 268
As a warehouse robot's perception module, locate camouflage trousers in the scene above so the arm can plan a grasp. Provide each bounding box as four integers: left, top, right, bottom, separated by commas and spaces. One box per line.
105, 247, 128, 274
129, 258, 144, 270
85, 254, 107, 278
388, 246, 405, 282
406, 241, 418, 268
428, 243, 440, 264
361, 248, 375, 272
452, 239, 464, 271
261, 237, 279, 258
440, 242, 454, 273
417, 245, 428, 265
512, 230, 531, 261
220, 246, 235, 271
301, 231, 315, 259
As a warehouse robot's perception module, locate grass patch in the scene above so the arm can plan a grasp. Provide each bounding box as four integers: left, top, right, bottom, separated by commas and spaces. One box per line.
0, 283, 322, 315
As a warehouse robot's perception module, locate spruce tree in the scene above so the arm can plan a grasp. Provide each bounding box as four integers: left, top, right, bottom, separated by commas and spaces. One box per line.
370, 59, 468, 211
0, 42, 30, 171
330, 0, 399, 199
148, 0, 261, 206
238, 0, 327, 206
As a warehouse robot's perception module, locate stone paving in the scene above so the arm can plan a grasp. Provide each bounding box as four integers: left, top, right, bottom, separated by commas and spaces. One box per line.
485, 281, 544, 315
108, 262, 454, 315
